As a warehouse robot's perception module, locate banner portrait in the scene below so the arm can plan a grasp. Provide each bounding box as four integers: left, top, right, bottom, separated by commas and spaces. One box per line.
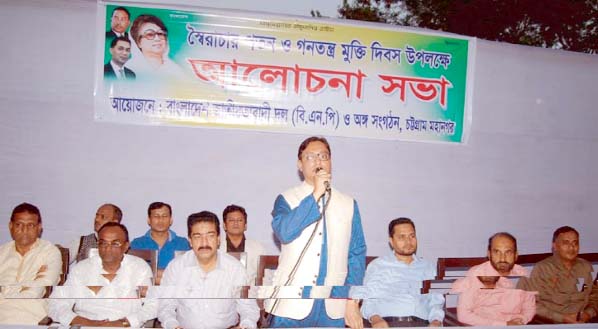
95, 1, 475, 143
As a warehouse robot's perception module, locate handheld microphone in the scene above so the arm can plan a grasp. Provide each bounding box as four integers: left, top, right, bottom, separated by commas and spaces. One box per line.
316, 167, 331, 191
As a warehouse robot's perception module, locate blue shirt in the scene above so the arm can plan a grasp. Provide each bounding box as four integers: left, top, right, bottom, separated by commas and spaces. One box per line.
272, 192, 366, 298
350, 253, 444, 322
130, 230, 190, 269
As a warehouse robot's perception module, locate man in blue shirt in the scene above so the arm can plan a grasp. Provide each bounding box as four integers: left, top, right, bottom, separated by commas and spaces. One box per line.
263, 136, 366, 329
130, 202, 190, 284
351, 217, 444, 327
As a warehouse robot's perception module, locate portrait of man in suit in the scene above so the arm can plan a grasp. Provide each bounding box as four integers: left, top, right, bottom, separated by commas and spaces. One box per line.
104, 37, 136, 80
105, 7, 130, 40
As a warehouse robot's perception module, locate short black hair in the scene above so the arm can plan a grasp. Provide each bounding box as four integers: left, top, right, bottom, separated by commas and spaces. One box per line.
98, 222, 130, 242
223, 204, 247, 223
187, 211, 220, 237
112, 6, 130, 20
148, 202, 172, 216
10, 203, 42, 224
487, 232, 518, 252
297, 136, 331, 160
110, 36, 131, 48
552, 226, 579, 243
388, 217, 415, 237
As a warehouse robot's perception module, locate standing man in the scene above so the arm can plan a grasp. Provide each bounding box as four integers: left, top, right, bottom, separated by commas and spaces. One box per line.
351, 218, 444, 327
104, 37, 136, 80
0, 203, 62, 325
518, 226, 598, 323
105, 7, 131, 40
130, 202, 190, 284
264, 136, 366, 328
451, 232, 535, 326
69, 203, 122, 263
220, 204, 265, 285
49, 223, 157, 327
158, 211, 259, 329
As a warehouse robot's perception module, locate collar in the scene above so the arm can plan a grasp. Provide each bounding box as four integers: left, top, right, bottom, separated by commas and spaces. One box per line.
186, 250, 224, 274
386, 252, 419, 266
144, 229, 174, 242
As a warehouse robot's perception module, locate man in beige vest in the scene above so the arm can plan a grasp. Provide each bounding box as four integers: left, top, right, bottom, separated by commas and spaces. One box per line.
263, 136, 366, 328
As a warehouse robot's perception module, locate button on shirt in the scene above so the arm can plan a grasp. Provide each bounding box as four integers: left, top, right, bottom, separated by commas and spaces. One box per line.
130, 230, 190, 269
48, 254, 157, 328
350, 253, 444, 322
157, 250, 259, 329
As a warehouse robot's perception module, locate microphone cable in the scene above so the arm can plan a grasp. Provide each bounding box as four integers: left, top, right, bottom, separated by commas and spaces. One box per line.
264, 189, 331, 326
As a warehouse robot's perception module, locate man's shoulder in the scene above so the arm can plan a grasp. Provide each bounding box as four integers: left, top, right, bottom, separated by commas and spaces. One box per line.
169, 231, 190, 245
124, 253, 153, 270
219, 251, 246, 271
71, 255, 98, 274
130, 234, 153, 248
0, 241, 14, 259
245, 239, 265, 252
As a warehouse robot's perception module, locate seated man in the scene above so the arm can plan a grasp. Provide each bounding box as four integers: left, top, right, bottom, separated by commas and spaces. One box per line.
69, 203, 123, 263
451, 232, 535, 326
0, 203, 62, 325
219, 204, 265, 285
351, 217, 444, 327
130, 202, 190, 284
49, 222, 157, 327
517, 226, 598, 323
158, 211, 260, 329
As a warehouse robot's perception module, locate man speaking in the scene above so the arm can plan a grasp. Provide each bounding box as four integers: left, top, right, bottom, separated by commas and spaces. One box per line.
264, 136, 366, 328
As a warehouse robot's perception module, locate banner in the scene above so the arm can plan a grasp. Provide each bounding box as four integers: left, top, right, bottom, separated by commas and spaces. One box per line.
95, 1, 475, 143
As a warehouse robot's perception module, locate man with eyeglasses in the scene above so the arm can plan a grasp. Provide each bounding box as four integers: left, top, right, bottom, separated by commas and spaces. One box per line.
158, 211, 259, 329
220, 204, 265, 285
0, 203, 62, 325
262, 136, 366, 329
49, 222, 157, 327
130, 202, 190, 284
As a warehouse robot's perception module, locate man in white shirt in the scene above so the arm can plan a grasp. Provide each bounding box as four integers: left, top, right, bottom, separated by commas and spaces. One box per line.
219, 204, 265, 285
158, 211, 260, 329
49, 222, 157, 327
0, 203, 62, 325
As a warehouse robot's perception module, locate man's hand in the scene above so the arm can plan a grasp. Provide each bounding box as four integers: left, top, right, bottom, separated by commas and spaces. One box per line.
507, 318, 524, 325
579, 311, 592, 323
429, 319, 442, 327
34, 264, 48, 280
369, 315, 389, 328
312, 168, 331, 201
562, 312, 579, 324
345, 299, 363, 329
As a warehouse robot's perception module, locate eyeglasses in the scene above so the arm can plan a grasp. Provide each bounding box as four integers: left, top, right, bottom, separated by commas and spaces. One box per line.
190, 232, 218, 241
303, 152, 330, 162
98, 240, 125, 248
141, 30, 167, 40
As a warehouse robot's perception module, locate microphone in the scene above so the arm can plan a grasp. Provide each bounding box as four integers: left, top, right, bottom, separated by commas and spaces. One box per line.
316, 167, 331, 192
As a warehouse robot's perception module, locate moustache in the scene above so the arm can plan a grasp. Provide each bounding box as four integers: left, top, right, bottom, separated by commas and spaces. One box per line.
198, 246, 212, 251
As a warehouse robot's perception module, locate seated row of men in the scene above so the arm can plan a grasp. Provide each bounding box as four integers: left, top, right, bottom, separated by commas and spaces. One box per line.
69, 202, 264, 285
1, 202, 597, 328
